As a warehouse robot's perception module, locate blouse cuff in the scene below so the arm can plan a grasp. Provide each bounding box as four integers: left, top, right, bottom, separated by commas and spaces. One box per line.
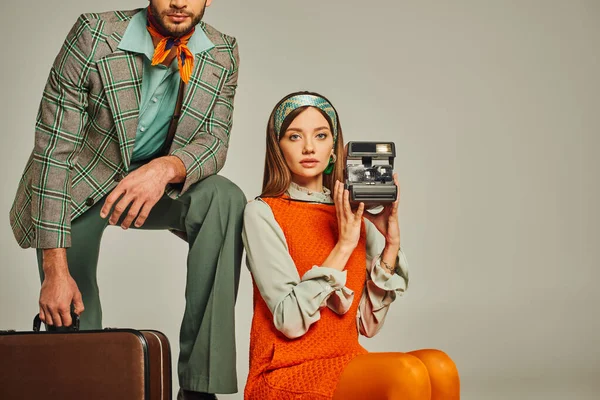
301, 266, 348, 290
299, 266, 348, 308
370, 255, 408, 293
327, 286, 355, 315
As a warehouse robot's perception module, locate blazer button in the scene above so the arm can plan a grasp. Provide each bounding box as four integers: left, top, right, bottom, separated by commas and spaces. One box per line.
85, 197, 94, 207
114, 173, 125, 182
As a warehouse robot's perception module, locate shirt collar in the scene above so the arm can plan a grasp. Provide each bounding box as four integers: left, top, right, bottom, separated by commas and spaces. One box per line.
118, 9, 214, 61
286, 182, 332, 203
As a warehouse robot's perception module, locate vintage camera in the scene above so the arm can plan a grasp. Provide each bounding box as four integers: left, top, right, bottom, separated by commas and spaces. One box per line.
344, 141, 397, 207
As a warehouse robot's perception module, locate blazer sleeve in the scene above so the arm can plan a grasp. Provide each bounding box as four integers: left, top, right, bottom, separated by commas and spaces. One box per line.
171, 37, 240, 194
31, 14, 96, 248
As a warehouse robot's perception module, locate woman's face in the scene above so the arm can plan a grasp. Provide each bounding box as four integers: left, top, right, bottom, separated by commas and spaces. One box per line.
279, 107, 335, 188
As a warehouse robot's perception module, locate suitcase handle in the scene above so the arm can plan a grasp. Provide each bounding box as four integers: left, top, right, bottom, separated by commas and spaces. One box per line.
33, 311, 80, 332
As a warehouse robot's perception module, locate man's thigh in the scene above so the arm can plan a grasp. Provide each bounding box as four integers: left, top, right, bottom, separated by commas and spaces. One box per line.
139, 175, 245, 232
135, 194, 187, 231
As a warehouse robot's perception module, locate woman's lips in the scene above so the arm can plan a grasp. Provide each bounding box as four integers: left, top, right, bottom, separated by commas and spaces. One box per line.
300, 160, 319, 168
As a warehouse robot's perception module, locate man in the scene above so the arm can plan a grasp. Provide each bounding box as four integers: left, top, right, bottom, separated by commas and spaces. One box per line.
9, 0, 244, 398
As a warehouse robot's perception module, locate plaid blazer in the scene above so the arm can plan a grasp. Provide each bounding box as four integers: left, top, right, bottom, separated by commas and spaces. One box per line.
9, 9, 240, 249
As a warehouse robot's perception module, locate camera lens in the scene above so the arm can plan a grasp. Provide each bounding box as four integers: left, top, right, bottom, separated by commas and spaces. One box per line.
373, 165, 393, 182
347, 165, 366, 183
363, 167, 377, 182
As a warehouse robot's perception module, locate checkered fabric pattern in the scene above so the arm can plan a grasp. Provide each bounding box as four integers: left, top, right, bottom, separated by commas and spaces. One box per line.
9, 9, 240, 249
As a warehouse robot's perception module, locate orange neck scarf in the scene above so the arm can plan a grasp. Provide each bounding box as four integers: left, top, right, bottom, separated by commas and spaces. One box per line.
146, 7, 195, 83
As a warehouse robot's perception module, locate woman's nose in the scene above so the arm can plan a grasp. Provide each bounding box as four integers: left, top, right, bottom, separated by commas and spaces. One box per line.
303, 141, 315, 154
303, 140, 315, 154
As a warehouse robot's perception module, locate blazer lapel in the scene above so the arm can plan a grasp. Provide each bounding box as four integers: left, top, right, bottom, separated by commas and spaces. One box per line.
172, 50, 228, 149
97, 16, 227, 165
97, 27, 143, 169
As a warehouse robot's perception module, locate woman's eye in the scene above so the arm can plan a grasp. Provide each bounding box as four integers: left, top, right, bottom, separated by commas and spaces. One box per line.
289, 134, 301, 141
316, 132, 328, 139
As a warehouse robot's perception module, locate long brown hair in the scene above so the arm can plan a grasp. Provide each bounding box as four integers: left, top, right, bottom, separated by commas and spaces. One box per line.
261, 91, 345, 197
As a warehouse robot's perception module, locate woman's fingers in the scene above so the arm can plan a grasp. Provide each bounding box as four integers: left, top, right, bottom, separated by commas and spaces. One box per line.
355, 202, 365, 221
392, 173, 400, 215
333, 180, 338, 201
343, 187, 352, 217
334, 181, 343, 220
393, 173, 400, 203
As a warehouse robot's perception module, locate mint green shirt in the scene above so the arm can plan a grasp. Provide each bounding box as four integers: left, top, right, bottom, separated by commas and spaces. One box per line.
117, 9, 214, 165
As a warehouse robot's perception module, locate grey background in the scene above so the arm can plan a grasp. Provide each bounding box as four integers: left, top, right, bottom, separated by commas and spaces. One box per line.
1, 1, 598, 399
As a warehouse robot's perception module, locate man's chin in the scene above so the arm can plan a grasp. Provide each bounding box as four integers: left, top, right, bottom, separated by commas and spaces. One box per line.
165, 24, 193, 36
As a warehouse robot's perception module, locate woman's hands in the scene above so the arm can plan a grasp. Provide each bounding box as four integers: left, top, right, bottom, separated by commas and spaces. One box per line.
363, 173, 401, 274
363, 173, 400, 247
321, 181, 364, 271
323, 176, 401, 274
334, 180, 364, 252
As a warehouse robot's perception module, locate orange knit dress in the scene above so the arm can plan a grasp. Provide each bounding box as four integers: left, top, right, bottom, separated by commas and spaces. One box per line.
244, 197, 369, 400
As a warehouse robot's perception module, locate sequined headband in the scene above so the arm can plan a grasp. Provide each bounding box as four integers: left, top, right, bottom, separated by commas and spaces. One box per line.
274, 94, 338, 142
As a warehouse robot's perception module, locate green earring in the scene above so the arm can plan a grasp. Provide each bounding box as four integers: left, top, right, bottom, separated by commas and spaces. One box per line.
323, 154, 337, 175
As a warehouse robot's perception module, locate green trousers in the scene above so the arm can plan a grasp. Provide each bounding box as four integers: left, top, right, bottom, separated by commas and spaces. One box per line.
36, 175, 246, 394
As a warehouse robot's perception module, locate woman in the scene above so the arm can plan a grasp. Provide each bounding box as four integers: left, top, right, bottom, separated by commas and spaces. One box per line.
242, 91, 460, 399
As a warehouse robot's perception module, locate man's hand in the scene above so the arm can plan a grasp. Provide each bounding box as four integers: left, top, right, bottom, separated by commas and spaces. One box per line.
39, 248, 84, 327
100, 156, 186, 229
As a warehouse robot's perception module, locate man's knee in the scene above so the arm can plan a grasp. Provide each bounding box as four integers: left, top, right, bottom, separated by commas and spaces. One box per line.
183, 176, 247, 233
190, 175, 247, 209
210, 175, 247, 208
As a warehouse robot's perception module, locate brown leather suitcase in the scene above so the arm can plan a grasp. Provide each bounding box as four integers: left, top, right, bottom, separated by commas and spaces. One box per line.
0, 315, 172, 399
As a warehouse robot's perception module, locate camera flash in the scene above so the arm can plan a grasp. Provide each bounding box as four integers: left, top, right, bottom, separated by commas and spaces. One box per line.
376, 143, 392, 153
